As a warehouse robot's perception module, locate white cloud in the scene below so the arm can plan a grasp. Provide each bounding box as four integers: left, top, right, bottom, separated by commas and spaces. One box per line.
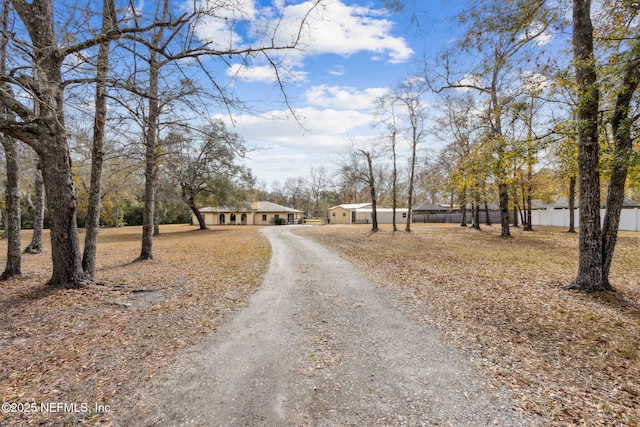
190, 0, 258, 49
303, 85, 389, 109
215, 107, 372, 142
456, 73, 484, 91
190, 0, 412, 84
212, 105, 378, 182
226, 62, 308, 83
328, 65, 345, 76
521, 21, 554, 46
284, 0, 413, 63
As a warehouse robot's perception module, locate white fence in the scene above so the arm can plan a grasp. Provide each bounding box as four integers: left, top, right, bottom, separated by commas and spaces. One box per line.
530, 208, 640, 231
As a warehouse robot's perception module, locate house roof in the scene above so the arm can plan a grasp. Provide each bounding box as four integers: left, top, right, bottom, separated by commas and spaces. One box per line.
198, 201, 302, 214
198, 206, 252, 213
412, 202, 449, 211
251, 201, 302, 213
357, 208, 409, 213
328, 203, 372, 211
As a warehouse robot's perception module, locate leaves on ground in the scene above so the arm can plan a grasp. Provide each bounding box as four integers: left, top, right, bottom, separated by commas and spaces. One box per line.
297, 224, 640, 427
2, 223, 639, 426
0, 225, 271, 426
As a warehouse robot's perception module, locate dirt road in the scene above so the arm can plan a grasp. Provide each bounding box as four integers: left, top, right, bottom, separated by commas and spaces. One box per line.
124, 226, 533, 426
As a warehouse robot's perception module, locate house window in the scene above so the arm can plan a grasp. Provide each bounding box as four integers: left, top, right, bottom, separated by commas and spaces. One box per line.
342, 213, 346, 217
262, 214, 267, 221
332, 213, 336, 217
275, 214, 280, 220
402, 212, 407, 218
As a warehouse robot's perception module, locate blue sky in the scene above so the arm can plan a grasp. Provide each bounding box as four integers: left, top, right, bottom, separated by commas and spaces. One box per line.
189, 0, 462, 189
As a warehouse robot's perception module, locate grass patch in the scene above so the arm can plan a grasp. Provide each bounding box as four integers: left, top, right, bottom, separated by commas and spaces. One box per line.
297, 223, 640, 426
0, 224, 271, 426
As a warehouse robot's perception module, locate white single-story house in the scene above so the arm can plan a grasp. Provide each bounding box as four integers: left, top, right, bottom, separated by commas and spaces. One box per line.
327, 203, 410, 225
194, 201, 303, 226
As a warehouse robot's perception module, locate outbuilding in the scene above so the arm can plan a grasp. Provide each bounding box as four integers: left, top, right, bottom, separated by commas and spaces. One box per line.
327, 203, 372, 224
327, 203, 409, 225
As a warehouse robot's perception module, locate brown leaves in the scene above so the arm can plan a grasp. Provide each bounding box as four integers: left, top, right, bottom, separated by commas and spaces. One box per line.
298, 224, 640, 426
0, 225, 270, 426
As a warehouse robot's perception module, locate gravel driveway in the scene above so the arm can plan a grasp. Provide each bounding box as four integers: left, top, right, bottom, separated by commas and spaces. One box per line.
124, 225, 533, 426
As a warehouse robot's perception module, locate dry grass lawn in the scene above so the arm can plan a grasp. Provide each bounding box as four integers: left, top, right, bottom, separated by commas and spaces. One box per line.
0, 224, 271, 426
297, 223, 640, 426
1, 222, 639, 426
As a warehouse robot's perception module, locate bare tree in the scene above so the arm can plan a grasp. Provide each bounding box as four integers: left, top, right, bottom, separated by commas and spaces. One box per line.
82, 0, 117, 277
0, 0, 186, 287
0, 135, 21, 280
339, 142, 382, 232
284, 177, 307, 211
395, 77, 427, 232
23, 165, 44, 254
137, 1, 169, 260
375, 94, 400, 231
0, 0, 20, 280
309, 166, 331, 217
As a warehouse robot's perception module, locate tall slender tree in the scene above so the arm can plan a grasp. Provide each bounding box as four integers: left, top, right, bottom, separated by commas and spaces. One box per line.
375, 94, 400, 232
339, 142, 381, 232
137, 0, 168, 261
0, 0, 21, 280
598, 0, 640, 289
24, 165, 45, 254
396, 77, 427, 232
82, 0, 117, 277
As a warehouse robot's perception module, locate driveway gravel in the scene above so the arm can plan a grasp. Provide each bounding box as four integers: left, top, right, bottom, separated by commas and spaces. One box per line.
123, 225, 535, 426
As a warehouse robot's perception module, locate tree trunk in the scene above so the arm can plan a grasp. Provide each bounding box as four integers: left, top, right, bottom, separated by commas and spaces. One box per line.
0, 4, 20, 280
1, 0, 86, 287
601, 58, 639, 288
460, 187, 467, 226
482, 181, 491, 226
363, 151, 378, 233
571, 0, 607, 292
0, 135, 21, 280
391, 131, 397, 232
568, 176, 576, 233
405, 141, 416, 232
524, 186, 533, 231
460, 207, 467, 226
499, 182, 510, 237
370, 184, 379, 232
458, 187, 467, 227
41, 142, 86, 288
187, 198, 207, 230
473, 203, 481, 230
524, 148, 534, 232
153, 186, 160, 236
139, 49, 160, 261
523, 97, 535, 232
83, 0, 115, 278
24, 166, 45, 253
